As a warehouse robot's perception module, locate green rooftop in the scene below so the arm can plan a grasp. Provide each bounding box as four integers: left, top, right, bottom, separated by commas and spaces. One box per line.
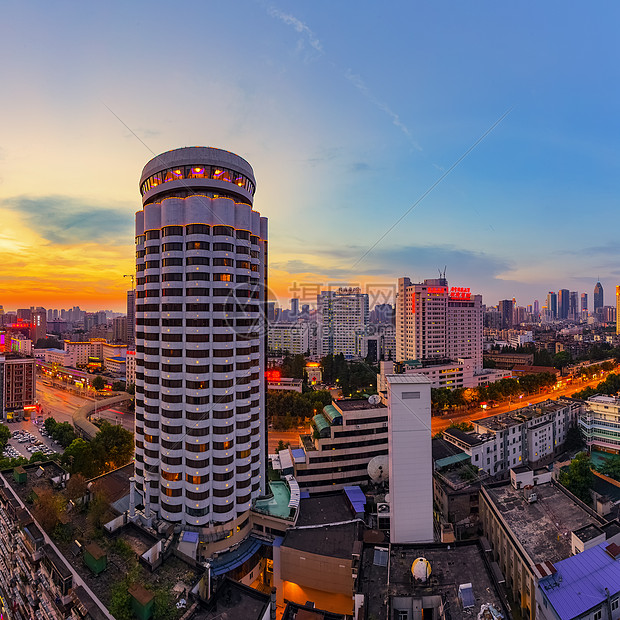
312, 413, 331, 438
323, 404, 342, 425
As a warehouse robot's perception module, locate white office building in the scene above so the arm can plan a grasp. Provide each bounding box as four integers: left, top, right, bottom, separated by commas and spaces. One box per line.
268, 322, 310, 355
134, 146, 267, 531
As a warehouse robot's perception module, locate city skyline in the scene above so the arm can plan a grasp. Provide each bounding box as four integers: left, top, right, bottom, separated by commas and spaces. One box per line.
2, 3, 620, 310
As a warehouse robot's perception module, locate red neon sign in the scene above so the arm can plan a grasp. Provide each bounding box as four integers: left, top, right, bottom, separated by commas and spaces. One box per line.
449, 287, 471, 300
428, 287, 445, 294
265, 370, 282, 382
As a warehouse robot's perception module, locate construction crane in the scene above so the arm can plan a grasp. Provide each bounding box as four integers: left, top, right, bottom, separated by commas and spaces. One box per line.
123, 274, 135, 289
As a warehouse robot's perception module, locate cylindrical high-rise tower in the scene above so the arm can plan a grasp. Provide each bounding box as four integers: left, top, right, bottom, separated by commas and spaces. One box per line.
134, 147, 267, 532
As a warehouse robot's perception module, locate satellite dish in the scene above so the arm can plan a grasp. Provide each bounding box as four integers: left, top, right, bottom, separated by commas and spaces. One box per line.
367, 455, 389, 483
368, 394, 381, 405
411, 557, 432, 582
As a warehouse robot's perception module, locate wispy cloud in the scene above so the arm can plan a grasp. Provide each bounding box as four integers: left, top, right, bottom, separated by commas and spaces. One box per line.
268, 7, 323, 55
2, 195, 134, 245
345, 69, 420, 149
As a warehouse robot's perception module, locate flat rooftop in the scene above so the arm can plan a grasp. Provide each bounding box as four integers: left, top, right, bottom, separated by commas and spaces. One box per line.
295, 492, 354, 527
283, 522, 359, 560
476, 399, 569, 432
335, 399, 386, 411
360, 542, 506, 620
443, 428, 485, 447
483, 481, 603, 564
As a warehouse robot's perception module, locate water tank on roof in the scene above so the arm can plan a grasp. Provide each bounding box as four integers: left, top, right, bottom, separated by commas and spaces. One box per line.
411, 557, 431, 582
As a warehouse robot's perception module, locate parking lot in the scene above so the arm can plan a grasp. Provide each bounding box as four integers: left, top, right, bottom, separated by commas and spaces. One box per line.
3, 417, 63, 461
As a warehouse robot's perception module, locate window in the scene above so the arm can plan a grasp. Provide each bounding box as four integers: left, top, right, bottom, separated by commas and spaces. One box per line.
611, 598, 618, 611
593, 609, 602, 620
186, 224, 210, 235
162, 243, 183, 252
186, 241, 209, 251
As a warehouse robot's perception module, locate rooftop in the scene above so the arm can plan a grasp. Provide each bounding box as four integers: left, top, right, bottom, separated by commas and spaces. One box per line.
295, 492, 354, 527
281, 601, 346, 620
360, 542, 507, 620
253, 481, 292, 519
187, 577, 271, 620
540, 537, 620, 620
475, 399, 569, 432
334, 399, 386, 411
443, 428, 485, 447
283, 522, 360, 560
483, 481, 603, 564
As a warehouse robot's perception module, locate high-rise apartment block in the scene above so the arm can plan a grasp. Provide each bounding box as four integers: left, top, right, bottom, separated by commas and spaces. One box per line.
316, 288, 369, 358
396, 277, 483, 372
557, 288, 569, 320
134, 147, 267, 530
617, 286, 620, 334
581, 292, 588, 314
126, 290, 136, 346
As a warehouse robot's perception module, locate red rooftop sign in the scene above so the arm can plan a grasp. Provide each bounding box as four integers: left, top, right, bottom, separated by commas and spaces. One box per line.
449, 287, 471, 300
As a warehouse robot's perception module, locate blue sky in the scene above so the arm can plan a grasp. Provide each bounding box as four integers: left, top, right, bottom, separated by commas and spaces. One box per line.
1, 1, 619, 310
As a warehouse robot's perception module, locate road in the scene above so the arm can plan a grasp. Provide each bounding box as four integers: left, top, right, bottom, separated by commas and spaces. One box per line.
431, 372, 613, 434
268, 428, 311, 453
36, 382, 135, 433
37, 382, 90, 425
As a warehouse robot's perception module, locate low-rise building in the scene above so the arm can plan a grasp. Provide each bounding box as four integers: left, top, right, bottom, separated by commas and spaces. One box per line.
480, 476, 613, 620
378, 359, 511, 393
536, 534, 620, 620
580, 394, 620, 454
289, 399, 388, 493
444, 398, 581, 476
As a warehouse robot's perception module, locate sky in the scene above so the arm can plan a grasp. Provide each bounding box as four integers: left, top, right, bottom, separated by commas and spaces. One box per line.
1, 1, 619, 312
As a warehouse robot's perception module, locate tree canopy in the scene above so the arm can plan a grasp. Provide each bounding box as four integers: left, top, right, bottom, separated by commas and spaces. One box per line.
559, 452, 593, 504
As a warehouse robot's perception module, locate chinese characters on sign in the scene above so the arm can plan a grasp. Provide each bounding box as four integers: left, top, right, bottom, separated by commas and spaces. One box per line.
427, 287, 446, 294
449, 287, 471, 300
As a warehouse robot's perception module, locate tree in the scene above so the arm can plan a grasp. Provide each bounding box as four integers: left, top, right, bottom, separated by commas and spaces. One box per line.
597, 455, 620, 482
62, 438, 99, 478
92, 376, 105, 391
91, 421, 134, 470
0, 424, 10, 453
126, 383, 135, 396
553, 351, 572, 372
65, 473, 89, 500
87, 486, 110, 529
112, 381, 125, 391
32, 487, 65, 532
44, 417, 58, 434
559, 452, 593, 504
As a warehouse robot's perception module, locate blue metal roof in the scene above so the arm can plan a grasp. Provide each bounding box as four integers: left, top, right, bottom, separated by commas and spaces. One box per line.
344, 485, 366, 514
210, 536, 263, 576
541, 542, 620, 620
182, 531, 199, 543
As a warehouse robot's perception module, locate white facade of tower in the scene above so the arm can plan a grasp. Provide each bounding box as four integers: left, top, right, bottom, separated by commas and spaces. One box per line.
317, 288, 369, 358
134, 147, 267, 530
386, 374, 434, 544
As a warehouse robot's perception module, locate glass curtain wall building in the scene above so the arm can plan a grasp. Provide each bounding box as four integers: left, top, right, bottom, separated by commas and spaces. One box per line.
134, 147, 268, 530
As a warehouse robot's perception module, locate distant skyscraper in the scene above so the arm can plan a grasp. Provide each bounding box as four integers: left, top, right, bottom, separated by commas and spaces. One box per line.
533, 300, 539, 316
594, 281, 604, 314
134, 146, 267, 530
267, 301, 276, 322
616, 287, 620, 335
290, 298, 299, 318
498, 299, 514, 329
558, 289, 569, 320
581, 293, 588, 314
546, 292, 557, 318
569, 291, 578, 320
30, 308, 46, 343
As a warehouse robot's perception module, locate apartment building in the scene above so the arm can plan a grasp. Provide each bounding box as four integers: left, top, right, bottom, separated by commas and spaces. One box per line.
1, 353, 37, 419
443, 398, 581, 475
0, 462, 112, 619
267, 322, 310, 355
579, 394, 620, 454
